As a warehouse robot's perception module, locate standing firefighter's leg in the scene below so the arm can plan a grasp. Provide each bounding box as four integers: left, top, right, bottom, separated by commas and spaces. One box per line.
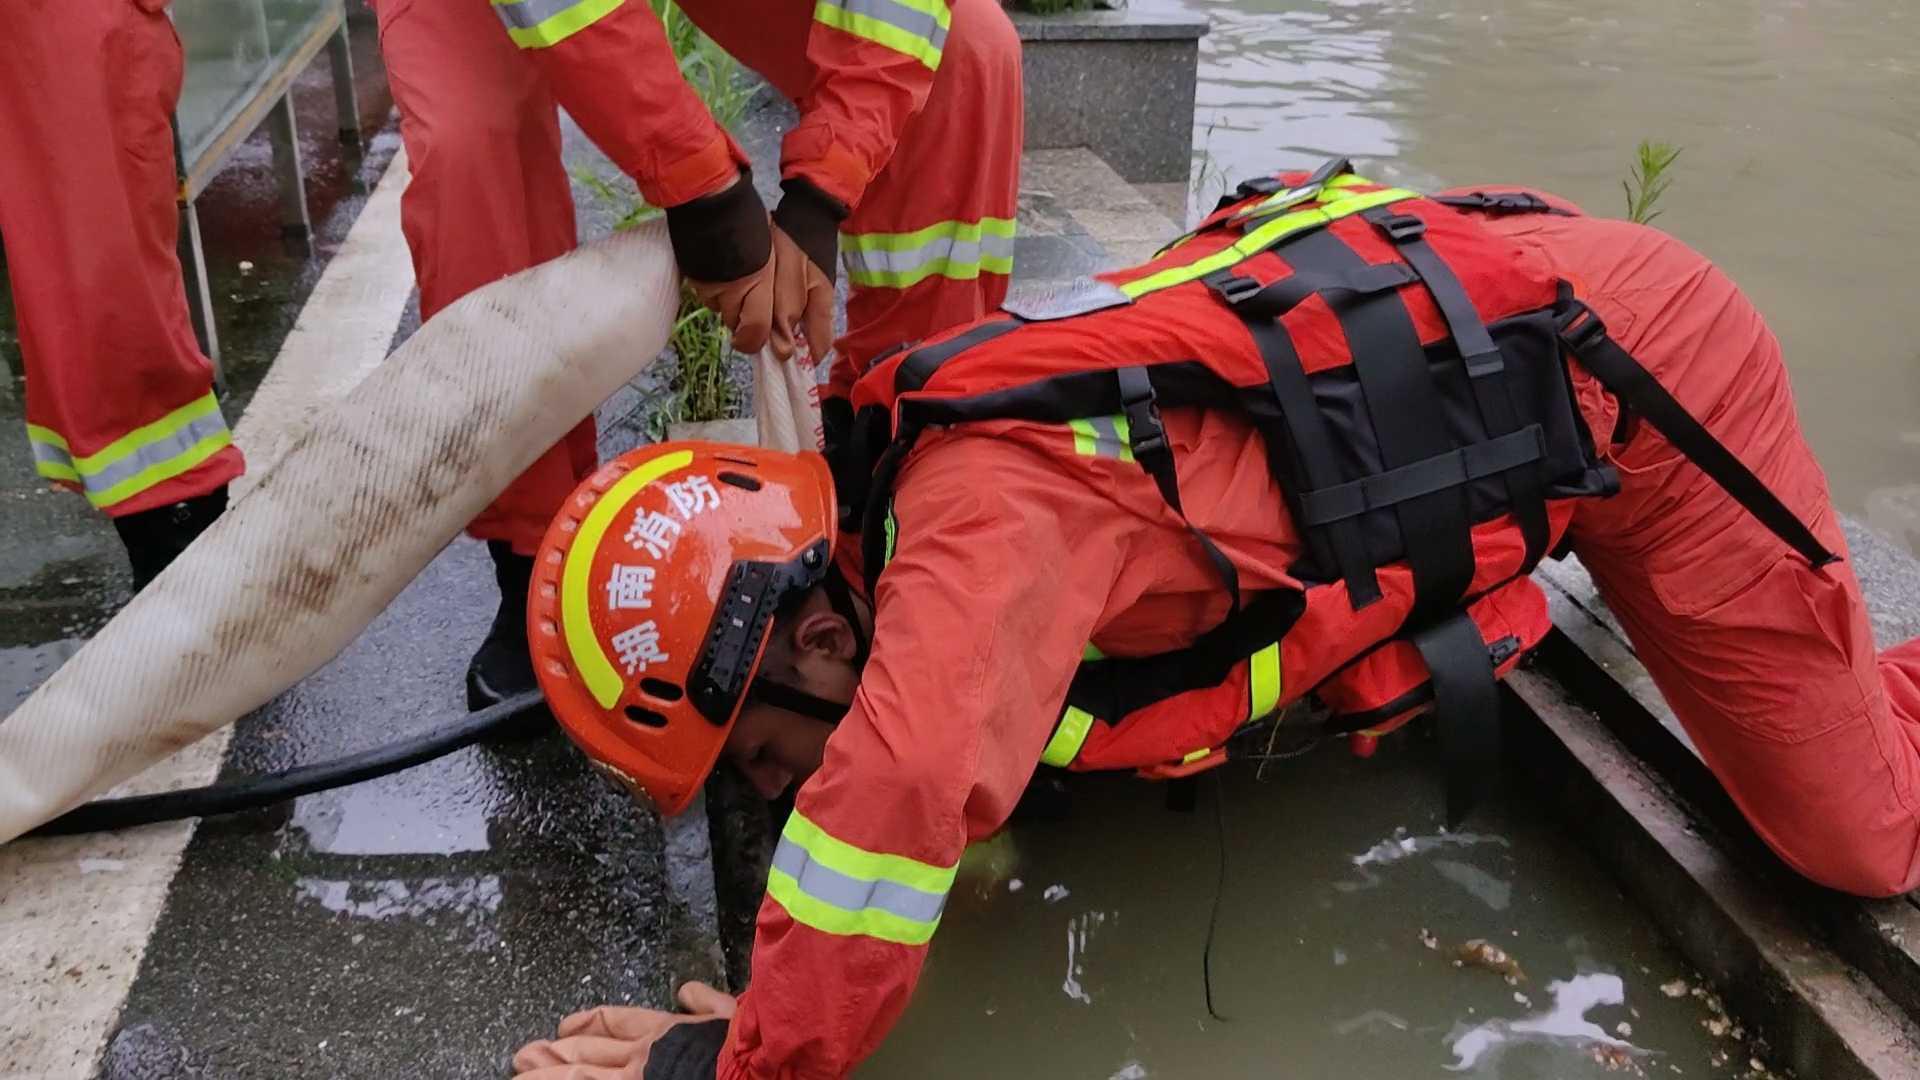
0, 0, 243, 588
378, 0, 594, 557
378, 0, 594, 715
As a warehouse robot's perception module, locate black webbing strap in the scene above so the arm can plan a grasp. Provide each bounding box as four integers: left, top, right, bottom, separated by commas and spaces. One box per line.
1235, 312, 1383, 605
1116, 366, 1242, 613
894, 317, 1025, 394
1066, 589, 1307, 722
1431, 192, 1573, 216
1556, 296, 1838, 568
1363, 208, 1551, 573
1300, 426, 1545, 526
1284, 228, 1475, 617
1412, 611, 1501, 827
1204, 262, 1418, 322
858, 426, 921, 598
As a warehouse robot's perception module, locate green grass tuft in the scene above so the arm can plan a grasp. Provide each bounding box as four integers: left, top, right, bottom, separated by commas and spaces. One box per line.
1622, 140, 1683, 226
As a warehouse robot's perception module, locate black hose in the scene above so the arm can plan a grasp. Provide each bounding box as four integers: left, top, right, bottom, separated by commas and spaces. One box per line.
25, 691, 548, 838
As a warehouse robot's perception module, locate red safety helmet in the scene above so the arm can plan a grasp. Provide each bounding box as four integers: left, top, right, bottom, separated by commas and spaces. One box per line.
529, 441, 837, 816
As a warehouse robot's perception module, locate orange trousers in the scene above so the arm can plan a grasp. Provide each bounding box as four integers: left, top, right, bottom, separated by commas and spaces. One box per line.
1485, 209, 1920, 897
375, 0, 1021, 553
0, 0, 243, 517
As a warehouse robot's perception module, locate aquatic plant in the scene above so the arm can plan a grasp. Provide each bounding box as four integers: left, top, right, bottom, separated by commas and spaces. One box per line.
1622, 140, 1682, 226
576, 0, 754, 428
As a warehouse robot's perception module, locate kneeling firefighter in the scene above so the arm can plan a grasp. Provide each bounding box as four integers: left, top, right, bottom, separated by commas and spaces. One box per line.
509, 162, 1920, 1079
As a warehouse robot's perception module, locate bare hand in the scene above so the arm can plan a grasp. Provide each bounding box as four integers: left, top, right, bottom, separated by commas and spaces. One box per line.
510, 982, 737, 1079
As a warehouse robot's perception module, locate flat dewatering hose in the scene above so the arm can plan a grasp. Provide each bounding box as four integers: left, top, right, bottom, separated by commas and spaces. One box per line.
24, 692, 547, 838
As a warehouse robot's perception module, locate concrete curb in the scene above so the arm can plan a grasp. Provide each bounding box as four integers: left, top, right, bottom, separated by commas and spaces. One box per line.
1506, 667, 1920, 1078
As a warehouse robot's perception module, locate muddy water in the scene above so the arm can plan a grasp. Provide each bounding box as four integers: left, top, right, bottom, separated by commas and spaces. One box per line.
1147, 0, 1920, 551
866, 746, 1753, 1079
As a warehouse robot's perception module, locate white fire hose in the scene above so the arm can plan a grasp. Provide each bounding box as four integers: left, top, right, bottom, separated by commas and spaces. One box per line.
0, 224, 687, 843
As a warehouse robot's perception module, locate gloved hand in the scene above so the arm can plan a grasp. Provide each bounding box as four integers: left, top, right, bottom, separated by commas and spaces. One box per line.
666, 172, 777, 355
770, 177, 848, 361
510, 981, 737, 1079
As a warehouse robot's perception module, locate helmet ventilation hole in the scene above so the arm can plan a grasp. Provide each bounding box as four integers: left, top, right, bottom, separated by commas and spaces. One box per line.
717, 471, 762, 491
639, 678, 685, 702
624, 705, 669, 728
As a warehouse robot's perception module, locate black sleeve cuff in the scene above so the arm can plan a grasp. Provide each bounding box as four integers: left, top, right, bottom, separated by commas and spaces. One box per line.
665, 170, 772, 283
642, 1018, 729, 1080
771, 176, 849, 275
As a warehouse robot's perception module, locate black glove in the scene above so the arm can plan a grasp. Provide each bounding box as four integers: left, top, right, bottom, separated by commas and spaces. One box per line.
664, 169, 772, 284
642, 1018, 730, 1080
770, 176, 848, 277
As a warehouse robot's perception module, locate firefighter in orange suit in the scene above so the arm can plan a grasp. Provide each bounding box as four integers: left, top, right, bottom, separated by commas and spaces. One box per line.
372, 0, 1021, 713
0, 0, 245, 589
503, 164, 1920, 1079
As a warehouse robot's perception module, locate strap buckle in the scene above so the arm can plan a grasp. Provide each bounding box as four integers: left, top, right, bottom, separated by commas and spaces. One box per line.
1554, 298, 1609, 353
1203, 270, 1265, 307
1374, 212, 1428, 243
1120, 377, 1171, 464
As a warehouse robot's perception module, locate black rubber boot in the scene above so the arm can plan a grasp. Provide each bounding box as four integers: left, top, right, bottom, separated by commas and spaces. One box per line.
111, 487, 229, 592
466, 540, 550, 739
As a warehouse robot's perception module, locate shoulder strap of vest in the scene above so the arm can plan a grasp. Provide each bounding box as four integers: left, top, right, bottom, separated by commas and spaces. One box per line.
1554, 289, 1838, 568
1360, 206, 1552, 576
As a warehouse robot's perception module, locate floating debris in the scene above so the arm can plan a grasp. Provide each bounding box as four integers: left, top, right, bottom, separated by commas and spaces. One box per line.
1616, 1021, 1633, 1038
1453, 938, 1526, 984
1703, 1017, 1730, 1038
1042, 884, 1070, 904
1446, 973, 1646, 1072
1419, 927, 1441, 950
1008, 879, 1023, 892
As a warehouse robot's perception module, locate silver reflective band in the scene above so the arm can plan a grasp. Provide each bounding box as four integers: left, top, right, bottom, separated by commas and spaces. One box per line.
1079, 415, 1129, 459
36, 412, 230, 496
493, 0, 584, 30
771, 834, 948, 925
824, 0, 951, 53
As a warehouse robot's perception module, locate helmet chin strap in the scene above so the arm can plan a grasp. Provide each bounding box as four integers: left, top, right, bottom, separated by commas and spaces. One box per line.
746, 678, 851, 725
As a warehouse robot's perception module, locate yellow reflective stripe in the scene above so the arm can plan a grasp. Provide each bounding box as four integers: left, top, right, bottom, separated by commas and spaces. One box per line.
1181, 747, 1212, 765
782, 810, 957, 894
813, 0, 950, 69
1068, 418, 1098, 456
1066, 415, 1133, 462
69, 392, 221, 473
82, 430, 231, 509
29, 393, 234, 508
1128, 186, 1418, 298
842, 217, 1015, 289
498, 0, 624, 48
561, 449, 694, 708
1248, 642, 1282, 720
1041, 705, 1096, 768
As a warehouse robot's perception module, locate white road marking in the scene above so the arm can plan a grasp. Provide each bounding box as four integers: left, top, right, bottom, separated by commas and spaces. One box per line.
0, 148, 416, 1080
